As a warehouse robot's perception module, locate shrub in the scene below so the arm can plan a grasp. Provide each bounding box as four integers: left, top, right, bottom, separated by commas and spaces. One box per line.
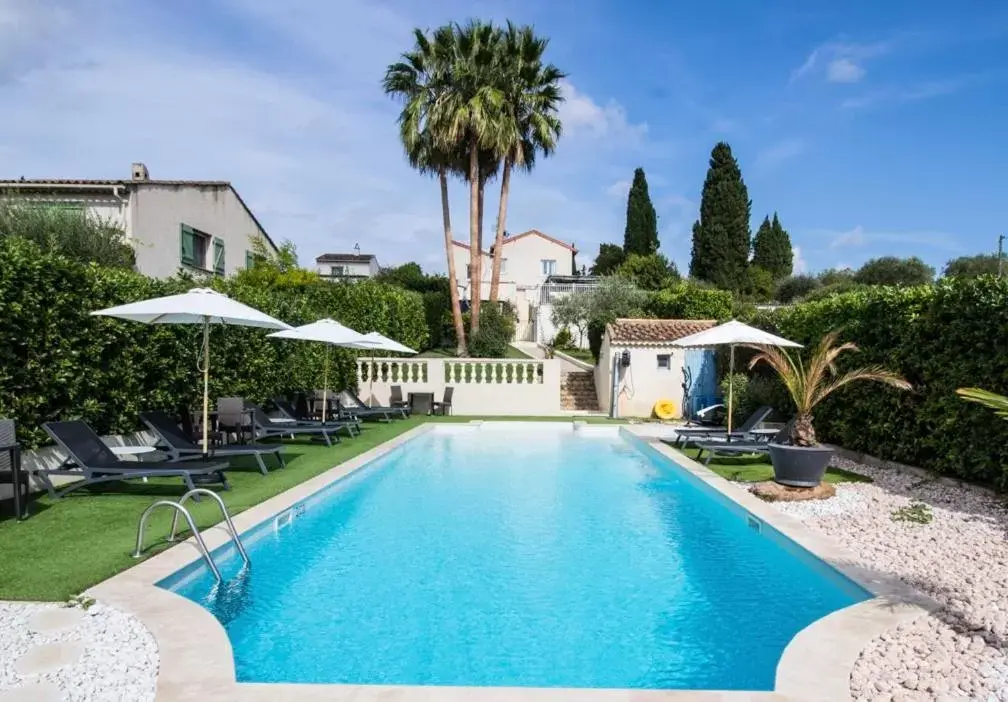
718, 373, 750, 427
647, 283, 733, 320
551, 327, 575, 350
756, 279, 1008, 487
615, 253, 679, 290
0, 237, 428, 447
775, 274, 820, 303
467, 303, 515, 358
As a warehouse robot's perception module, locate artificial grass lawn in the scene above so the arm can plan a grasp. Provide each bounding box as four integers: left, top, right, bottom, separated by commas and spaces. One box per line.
0, 415, 625, 601
676, 447, 873, 485
557, 348, 594, 364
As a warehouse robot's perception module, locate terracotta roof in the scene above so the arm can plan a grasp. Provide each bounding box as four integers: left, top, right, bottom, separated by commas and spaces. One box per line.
452, 229, 577, 254
607, 318, 717, 344
316, 253, 376, 263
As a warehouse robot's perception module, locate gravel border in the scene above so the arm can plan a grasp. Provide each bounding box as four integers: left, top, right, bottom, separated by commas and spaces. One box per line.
0, 600, 157, 701
760, 456, 1008, 701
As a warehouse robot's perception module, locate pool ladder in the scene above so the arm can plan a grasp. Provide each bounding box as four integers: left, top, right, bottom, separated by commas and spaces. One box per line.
133, 488, 249, 583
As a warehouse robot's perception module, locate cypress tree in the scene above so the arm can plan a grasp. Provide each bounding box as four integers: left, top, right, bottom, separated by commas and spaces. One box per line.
752, 212, 793, 280
689, 142, 751, 289
623, 167, 659, 255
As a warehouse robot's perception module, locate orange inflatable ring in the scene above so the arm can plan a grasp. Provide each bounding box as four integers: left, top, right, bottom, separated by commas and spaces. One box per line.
654, 399, 676, 420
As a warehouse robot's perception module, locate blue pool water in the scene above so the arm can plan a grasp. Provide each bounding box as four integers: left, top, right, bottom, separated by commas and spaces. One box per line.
162, 424, 869, 690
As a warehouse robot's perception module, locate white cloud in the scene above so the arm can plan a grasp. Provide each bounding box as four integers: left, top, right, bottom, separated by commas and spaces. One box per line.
755, 138, 806, 170
830, 225, 867, 248
826, 58, 865, 83
557, 79, 648, 144
605, 179, 630, 198
791, 245, 808, 274
826, 225, 961, 252
840, 74, 989, 110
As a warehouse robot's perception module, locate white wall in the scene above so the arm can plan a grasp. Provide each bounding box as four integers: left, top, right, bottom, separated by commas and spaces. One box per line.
316, 260, 376, 278
597, 336, 688, 418
502, 234, 573, 286
358, 358, 565, 416
131, 184, 272, 279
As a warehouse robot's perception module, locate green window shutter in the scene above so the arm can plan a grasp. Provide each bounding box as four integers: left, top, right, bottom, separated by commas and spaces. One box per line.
245, 250, 254, 269
213, 238, 225, 275
179, 225, 195, 266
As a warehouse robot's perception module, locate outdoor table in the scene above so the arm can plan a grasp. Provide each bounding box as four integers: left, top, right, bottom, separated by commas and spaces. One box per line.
0, 440, 25, 521
109, 445, 159, 460
408, 392, 435, 416
749, 428, 781, 442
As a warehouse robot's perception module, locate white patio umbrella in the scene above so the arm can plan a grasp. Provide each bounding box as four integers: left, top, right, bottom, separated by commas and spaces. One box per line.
267, 319, 380, 420
91, 287, 291, 453
358, 332, 418, 406
672, 320, 801, 433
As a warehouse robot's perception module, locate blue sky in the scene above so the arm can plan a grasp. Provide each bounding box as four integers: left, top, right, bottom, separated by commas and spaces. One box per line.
1, 0, 1006, 276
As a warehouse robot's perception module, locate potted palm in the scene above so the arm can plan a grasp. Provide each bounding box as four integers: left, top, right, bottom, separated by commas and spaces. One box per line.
747, 331, 911, 487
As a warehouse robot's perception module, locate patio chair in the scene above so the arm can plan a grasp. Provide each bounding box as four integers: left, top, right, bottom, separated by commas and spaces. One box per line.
217, 397, 252, 444
389, 386, 412, 414
0, 418, 28, 519
38, 420, 229, 499
248, 405, 341, 446
432, 387, 454, 416
669, 405, 774, 448
141, 411, 286, 475
694, 421, 794, 465
270, 399, 361, 435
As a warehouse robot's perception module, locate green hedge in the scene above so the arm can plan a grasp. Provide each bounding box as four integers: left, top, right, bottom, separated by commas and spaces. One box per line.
752, 278, 1008, 487
0, 237, 427, 447
646, 283, 733, 320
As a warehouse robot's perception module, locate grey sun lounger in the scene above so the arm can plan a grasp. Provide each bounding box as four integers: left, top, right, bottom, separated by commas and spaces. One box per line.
270, 399, 361, 435
342, 391, 408, 420
249, 406, 342, 446
670, 406, 774, 448
695, 422, 793, 465
39, 420, 229, 499
140, 411, 286, 476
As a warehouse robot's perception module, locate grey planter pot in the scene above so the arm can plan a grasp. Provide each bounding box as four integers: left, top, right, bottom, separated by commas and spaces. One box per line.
767, 443, 835, 487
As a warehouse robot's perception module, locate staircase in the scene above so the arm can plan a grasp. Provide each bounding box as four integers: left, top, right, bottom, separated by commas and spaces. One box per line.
561, 371, 599, 412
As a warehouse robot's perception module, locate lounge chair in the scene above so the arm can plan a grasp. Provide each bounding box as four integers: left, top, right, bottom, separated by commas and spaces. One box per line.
670, 405, 774, 448
248, 406, 341, 446
432, 387, 454, 416
141, 411, 286, 475
694, 421, 793, 465
270, 398, 361, 435
347, 390, 408, 419
39, 420, 229, 499
337, 392, 403, 422
389, 386, 412, 414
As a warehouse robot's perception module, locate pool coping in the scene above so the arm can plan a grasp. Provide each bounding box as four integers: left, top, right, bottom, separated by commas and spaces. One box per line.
86, 421, 933, 702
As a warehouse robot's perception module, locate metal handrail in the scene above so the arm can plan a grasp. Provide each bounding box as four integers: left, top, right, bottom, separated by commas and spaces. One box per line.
168, 488, 250, 566
133, 500, 222, 583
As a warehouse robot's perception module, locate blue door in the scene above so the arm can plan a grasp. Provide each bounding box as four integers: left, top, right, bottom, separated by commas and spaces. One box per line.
682, 348, 718, 419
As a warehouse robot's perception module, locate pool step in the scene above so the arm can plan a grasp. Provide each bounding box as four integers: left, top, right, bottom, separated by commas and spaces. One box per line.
561, 372, 599, 411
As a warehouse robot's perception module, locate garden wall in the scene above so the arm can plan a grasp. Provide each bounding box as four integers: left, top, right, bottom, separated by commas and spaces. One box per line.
752, 278, 1008, 488
0, 237, 428, 448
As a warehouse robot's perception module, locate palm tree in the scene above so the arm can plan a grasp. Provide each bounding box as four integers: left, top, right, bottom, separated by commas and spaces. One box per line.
431, 20, 503, 333
748, 330, 912, 446
383, 28, 468, 355
956, 387, 1008, 419
488, 22, 565, 302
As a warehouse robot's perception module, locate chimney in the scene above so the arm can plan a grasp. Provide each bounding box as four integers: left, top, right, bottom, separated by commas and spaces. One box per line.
131, 162, 150, 181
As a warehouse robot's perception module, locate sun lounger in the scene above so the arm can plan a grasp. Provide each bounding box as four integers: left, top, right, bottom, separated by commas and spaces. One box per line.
347, 391, 408, 419
270, 399, 361, 435
39, 420, 229, 499
336, 393, 400, 422
249, 406, 341, 446
694, 422, 793, 465
670, 406, 774, 448
141, 411, 286, 475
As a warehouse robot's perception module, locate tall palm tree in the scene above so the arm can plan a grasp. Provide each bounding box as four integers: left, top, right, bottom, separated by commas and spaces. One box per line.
432, 20, 503, 333
383, 28, 468, 355
488, 22, 565, 302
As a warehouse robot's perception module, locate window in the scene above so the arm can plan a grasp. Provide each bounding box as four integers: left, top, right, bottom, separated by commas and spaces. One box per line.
179, 224, 212, 270
245, 250, 267, 269
657, 354, 671, 370
541, 259, 556, 276
212, 237, 225, 275
466, 264, 472, 279
500, 258, 508, 275
330, 265, 347, 277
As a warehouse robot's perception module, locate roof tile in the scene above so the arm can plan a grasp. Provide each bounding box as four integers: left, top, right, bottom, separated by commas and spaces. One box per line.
607, 318, 717, 344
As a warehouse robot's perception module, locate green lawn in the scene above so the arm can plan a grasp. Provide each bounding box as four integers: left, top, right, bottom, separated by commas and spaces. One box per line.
0, 415, 623, 601
676, 446, 872, 485
557, 348, 594, 364
417, 346, 532, 359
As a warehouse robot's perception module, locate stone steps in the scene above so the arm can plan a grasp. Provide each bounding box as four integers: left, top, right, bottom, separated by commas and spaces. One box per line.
560, 371, 598, 411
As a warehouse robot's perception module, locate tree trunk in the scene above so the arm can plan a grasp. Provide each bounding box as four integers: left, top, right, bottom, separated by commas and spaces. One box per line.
468, 140, 481, 335
439, 168, 467, 356
792, 413, 817, 447
489, 156, 512, 303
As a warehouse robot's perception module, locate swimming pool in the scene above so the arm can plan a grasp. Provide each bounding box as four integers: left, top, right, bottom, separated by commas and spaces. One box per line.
161, 423, 869, 690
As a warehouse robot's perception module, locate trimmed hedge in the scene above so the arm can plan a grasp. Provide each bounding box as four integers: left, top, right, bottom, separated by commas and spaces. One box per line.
752, 278, 1008, 487
0, 237, 427, 447
647, 283, 733, 321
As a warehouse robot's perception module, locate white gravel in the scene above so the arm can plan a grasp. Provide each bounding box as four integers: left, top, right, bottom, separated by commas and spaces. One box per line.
761, 456, 1008, 701
0, 600, 157, 701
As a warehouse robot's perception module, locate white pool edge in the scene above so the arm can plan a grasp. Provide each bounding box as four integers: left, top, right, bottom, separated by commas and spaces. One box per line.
85, 421, 932, 702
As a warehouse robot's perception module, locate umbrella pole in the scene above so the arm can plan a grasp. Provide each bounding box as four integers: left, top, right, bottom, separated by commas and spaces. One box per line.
369, 352, 375, 407
727, 344, 735, 435
322, 345, 330, 424
202, 317, 210, 455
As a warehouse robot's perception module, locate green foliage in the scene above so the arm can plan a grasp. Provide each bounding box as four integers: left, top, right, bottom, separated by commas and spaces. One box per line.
551, 327, 575, 351
891, 503, 933, 524
956, 387, 1008, 419
623, 168, 659, 255
854, 256, 935, 286
718, 373, 750, 427
550, 290, 592, 347
818, 267, 856, 286
467, 303, 516, 358
615, 252, 679, 290
757, 278, 1008, 486
590, 243, 625, 275
0, 197, 135, 269
738, 265, 775, 303
646, 283, 733, 320
943, 254, 1000, 279
751, 213, 793, 280
585, 277, 648, 360
374, 262, 453, 349
689, 142, 752, 290
775, 274, 821, 303
0, 237, 428, 448
801, 280, 866, 302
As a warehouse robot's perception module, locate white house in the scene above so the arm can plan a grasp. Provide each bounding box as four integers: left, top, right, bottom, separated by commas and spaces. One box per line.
451, 229, 578, 340
595, 318, 717, 418
315, 251, 380, 281
0, 162, 279, 278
